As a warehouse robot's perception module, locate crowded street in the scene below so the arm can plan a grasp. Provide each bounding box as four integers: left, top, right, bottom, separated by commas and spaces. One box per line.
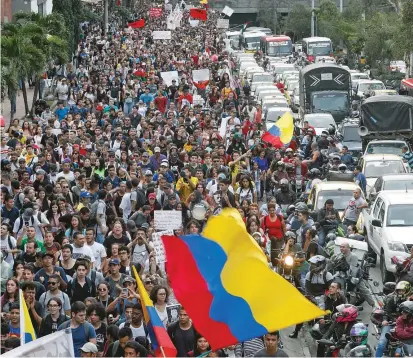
1, 0, 413, 357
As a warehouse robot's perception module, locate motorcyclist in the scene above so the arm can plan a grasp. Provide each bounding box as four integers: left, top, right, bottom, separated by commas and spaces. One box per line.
391, 300, 413, 355
282, 148, 295, 164
286, 203, 314, 233
305, 168, 323, 193
281, 231, 306, 285
270, 161, 289, 192
375, 281, 412, 357
328, 154, 342, 171
275, 179, 296, 207
343, 323, 371, 357
317, 132, 330, 150
317, 199, 341, 246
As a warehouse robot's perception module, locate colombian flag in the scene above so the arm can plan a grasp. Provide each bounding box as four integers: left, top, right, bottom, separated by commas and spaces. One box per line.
161, 209, 327, 350
132, 266, 177, 357
261, 111, 294, 148
20, 289, 36, 344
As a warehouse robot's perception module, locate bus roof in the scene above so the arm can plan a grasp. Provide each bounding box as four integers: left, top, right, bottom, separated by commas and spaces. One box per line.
261, 35, 291, 42
242, 31, 266, 38
302, 36, 331, 43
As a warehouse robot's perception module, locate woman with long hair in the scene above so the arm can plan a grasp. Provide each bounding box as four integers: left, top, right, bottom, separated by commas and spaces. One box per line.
36, 187, 51, 212
261, 203, 286, 264
22, 121, 33, 139
191, 335, 211, 357
0, 278, 19, 316
46, 200, 62, 234
12, 261, 24, 281
235, 175, 256, 207
64, 215, 85, 243
150, 285, 169, 327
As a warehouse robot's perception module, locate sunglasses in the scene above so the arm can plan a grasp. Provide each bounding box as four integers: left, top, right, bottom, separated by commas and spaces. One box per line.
48, 282, 58, 285
145, 281, 153, 284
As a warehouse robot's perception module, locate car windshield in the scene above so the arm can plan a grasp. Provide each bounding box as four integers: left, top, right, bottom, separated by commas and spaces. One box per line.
364, 161, 405, 178
366, 143, 405, 155
307, 42, 331, 56
352, 74, 369, 81
266, 110, 290, 122
253, 74, 273, 83
343, 126, 361, 142
383, 179, 413, 191
312, 92, 349, 112
316, 190, 354, 210
358, 82, 385, 92
306, 116, 335, 127
387, 205, 413, 227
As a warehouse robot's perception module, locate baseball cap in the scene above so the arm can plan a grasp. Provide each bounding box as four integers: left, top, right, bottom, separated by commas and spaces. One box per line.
148, 193, 156, 199
41, 252, 55, 260
80, 343, 98, 354
160, 160, 169, 167
109, 258, 120, 265
127, 220, 137, 233
80, 191, 92, 199
218, 173, 226, 180
145, 170, 153, 176
154, 147, 161, 153
123, 276, 136, 285
142, 152, 149, 157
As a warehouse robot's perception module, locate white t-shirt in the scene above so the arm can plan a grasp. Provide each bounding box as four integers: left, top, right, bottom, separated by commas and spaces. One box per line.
87, 241, 107, 271
71, 244, 96, 263
119, 192, 132, 222
0, 235, 17, 265
56, 171, 76, 183
207, 180, 234, 196
119, 321, 149, 340
236, 187, 254, 202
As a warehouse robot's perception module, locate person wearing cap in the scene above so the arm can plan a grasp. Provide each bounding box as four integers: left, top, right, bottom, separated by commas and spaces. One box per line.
34, 251, 68, 290
153, 160, 174, 183
138, 152, 154, 172
80, 342, 98, 357
105, 258, 127, 298
149, 147, 166, 171
77, 191, 93, 211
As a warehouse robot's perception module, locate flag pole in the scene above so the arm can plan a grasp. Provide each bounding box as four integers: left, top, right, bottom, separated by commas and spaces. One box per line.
160, 346, 166, 357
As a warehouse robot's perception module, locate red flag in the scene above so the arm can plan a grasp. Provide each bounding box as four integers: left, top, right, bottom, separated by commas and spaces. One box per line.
128, 19, 145, 28
190, 8, 207, 21
116, 0, 121, 5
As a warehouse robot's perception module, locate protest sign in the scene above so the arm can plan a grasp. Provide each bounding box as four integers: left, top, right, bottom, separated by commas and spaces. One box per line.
151, 229, 173, 264
189, 19, 199, 27
3, 329, 75, 357
150, 7, 163, 17
220, 116, 228, 138
217, 19, 229, 29
167, 304, 182, 325
192, 68, 210, 82
161, 71, 179, 86
154, 210, 182, 231
222, 5, 234, 17
152, 31, 172, 40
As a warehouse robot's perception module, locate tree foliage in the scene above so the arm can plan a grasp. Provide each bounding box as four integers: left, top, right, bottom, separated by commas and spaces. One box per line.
284, 4, 312, 41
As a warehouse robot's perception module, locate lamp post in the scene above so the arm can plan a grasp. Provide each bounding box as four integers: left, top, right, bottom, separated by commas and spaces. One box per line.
311, 0, 315, 37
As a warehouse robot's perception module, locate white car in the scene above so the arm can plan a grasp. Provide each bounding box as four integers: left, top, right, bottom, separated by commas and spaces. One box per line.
359, 154, 407, 196
257, 90, 283, 102
264, 107, 292, 130
364, 140, 410, 157
355, 80, 385, 98
302, 113, 336, 135
361, 191, 413, 282
351, 72, 370, 90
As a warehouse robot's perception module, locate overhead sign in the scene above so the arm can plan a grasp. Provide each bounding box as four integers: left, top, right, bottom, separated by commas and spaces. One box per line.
222, 5, 234, 17
150, 7, 163, 17
152, 31, 172, 40
192, 68, 210, 82
216, 18, 229, 29
161, 71, 179, 86
154, 210, 182, 231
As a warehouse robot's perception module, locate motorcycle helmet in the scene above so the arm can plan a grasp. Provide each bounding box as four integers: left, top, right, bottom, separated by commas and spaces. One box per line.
350, 323, 368, 345
395, 281, 412, 300
400, 300, 413, 316
295, 203, 309, 213
338, 164, 348, 173
280, 178, 289, 186
285, 231, 297, 241
285, 148, 293, 154
287, 205, 296, 215
308, 255, 326, 274
328, 124, 336, 135
309, 168, 321, 179
370, 308, 384, 326
326, 233, 337, 243
276, 161, 285, 170
383, 282, 396, 295
332, 154, 341, 162
335, 304, 358, 323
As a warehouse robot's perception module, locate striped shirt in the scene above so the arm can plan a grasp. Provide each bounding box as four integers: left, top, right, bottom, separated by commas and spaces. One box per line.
403, 151, 413, 169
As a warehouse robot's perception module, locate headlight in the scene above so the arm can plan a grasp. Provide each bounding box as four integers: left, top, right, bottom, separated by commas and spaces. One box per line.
388, 241, 408, 252
351, 277, 360, 285
284, 255, 294, 267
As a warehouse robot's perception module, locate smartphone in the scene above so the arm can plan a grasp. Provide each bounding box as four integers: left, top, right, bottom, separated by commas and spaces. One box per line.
122, 288, 129, 295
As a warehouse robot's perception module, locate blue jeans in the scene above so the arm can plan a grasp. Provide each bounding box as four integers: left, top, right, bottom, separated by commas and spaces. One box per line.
318, 229, 327, 246
375, 325, 393, 357
124, 101, 134, 115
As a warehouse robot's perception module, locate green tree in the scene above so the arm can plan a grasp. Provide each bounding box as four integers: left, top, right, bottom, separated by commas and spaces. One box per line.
284, 4, 312, 41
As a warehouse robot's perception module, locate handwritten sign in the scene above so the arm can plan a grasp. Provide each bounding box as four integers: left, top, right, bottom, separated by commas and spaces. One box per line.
192, 68, 210, 82
217, 19, 229, 29
161, 71, 179, 86
154, 210, 182, 231
152, 31, 172, 40
151, 229, 173, 264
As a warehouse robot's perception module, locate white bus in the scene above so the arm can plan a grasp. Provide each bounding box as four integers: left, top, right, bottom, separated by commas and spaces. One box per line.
302, 37, 333, 61
241, 31, 267, 53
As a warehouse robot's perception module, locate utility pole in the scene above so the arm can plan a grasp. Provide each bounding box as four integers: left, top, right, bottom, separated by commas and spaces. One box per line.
340, 0, 343, 13
104, 0, 109, 36
311, 0, 315, 37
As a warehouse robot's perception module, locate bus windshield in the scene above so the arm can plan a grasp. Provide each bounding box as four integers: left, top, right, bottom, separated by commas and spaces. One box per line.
267, 41, 292, 56
307, 42, 332, 56
244, 37, 261, 49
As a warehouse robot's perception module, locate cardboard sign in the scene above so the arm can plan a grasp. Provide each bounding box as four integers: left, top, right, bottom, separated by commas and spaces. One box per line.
151, 229, 173, 264
192, 68, 210, 82
154, 210, 182, 231
161, 71, 179, 86
150, 7, 163, 17
222, 6, 234, 17
152, 31, 172, 40
217, 18, 229, 29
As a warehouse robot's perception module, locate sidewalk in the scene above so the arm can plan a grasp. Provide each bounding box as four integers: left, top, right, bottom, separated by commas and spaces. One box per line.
280, 328, 312, 357
1, 86, 35, 127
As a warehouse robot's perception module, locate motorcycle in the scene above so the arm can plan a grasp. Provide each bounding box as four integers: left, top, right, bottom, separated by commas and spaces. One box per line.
384, 332, 413, 357
275, 251, 303, 284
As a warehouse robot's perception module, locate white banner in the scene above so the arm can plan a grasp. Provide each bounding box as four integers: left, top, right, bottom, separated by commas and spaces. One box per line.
192, 69, 210, 82
161, 71, 179, 86
165, 3, 172, 11
222, 6, 234, 17
217, 18, 229, 29
189, 19, 199, 27
152, 31, 172, 40
151, 229, 173, 264
154, 210, 182, 231
3, 329, 75, 357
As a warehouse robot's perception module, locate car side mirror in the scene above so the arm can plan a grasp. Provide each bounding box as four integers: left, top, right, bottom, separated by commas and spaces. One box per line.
372, 219, 382, 227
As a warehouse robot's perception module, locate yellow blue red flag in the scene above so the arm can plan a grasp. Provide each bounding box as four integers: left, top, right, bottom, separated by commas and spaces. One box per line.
262, 111, 294, 148
161, 209, 327, 350
132, 266, 177, 357
19, 289, 36, 345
